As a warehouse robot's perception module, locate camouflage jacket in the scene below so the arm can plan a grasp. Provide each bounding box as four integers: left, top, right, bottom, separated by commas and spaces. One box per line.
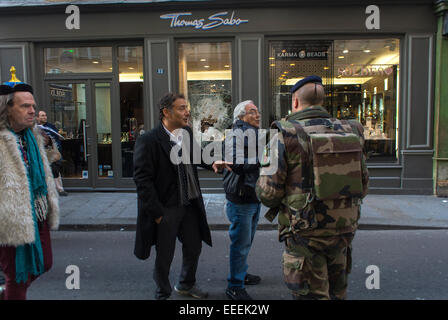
256, 106, 369, 241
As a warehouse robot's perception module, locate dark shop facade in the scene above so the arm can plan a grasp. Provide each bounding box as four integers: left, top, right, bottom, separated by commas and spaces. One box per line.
0, 0, 437, 194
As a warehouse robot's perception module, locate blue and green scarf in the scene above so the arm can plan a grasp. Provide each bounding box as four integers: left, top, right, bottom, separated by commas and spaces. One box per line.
11, 128, 47, 284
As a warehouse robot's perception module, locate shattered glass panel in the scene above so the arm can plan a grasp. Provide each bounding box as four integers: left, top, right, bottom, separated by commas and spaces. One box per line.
178, 42, 232, 146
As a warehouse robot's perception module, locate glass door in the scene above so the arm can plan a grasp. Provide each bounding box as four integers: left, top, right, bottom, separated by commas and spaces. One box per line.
46, 80, 114, 188
47, 82, 92, 187
92, 81, 114, 187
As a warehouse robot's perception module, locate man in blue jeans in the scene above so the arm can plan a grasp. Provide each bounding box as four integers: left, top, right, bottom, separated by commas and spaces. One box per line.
223, 100, 262, 300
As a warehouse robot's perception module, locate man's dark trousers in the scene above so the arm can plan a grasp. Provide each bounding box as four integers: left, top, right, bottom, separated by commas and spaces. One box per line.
154, 204, 202, 297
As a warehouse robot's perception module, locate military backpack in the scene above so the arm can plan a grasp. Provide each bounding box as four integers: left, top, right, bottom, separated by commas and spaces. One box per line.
290, 117, 365, 201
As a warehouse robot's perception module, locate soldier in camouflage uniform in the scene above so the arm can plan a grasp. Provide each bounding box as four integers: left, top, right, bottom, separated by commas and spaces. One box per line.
256, 75, 369, 300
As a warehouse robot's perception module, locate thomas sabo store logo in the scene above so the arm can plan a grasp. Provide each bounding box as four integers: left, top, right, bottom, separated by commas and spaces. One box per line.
160, 11, 249, 30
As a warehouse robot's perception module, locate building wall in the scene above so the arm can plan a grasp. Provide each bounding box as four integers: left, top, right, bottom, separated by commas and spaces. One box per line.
0, 2, 437, 193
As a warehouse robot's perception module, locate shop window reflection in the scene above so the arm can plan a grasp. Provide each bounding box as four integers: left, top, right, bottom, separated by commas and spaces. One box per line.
45, 47, 113, 73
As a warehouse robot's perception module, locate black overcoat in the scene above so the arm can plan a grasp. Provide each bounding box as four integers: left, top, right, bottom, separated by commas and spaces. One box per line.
133, 123, 213, 260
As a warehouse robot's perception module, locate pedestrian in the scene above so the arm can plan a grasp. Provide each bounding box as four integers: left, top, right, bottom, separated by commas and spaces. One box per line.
222, 100, 262, 300
41, 130, 62, 169
256, 75, 369, 300
133, 92, 230, 300
0, 82, 60, 300
37, 110, 68, 196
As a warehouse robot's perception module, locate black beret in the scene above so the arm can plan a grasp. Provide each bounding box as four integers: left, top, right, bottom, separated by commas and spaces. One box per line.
290, 75, 322, 94
0, 84, 12, 95
12, 83, 34, 94
1, 82, 34, 94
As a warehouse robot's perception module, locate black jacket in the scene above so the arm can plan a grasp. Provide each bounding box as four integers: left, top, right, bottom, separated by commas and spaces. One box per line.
133, 123, 212, 260
223, 120, 260, 204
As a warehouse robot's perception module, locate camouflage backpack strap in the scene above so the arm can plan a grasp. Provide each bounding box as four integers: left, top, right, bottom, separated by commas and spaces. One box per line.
288, 119, 314, 194
272, 119, 318, 232
273, 119, 314, 194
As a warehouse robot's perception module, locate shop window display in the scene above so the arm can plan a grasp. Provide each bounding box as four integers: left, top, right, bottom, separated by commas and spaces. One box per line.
269, 39, 400, 162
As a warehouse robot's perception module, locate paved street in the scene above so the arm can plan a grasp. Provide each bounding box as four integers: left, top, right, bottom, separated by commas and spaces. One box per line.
26, 229, 448, 300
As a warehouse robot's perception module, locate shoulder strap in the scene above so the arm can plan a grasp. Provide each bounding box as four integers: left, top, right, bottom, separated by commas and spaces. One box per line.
277, 119, 314, 193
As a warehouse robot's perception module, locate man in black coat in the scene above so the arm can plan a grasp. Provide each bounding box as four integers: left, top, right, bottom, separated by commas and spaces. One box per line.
133, 92, 229, 300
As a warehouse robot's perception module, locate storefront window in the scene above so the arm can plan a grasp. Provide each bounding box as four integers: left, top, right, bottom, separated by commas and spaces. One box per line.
178, 42, 233, 146
118, 46, 144, 177
269, 39, 400, 162
45, 47, 113, 73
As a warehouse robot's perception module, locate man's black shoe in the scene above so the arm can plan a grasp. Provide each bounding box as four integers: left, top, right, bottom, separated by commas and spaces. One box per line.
244, 273, 261, 285
225, 287, 253, 300
155, 291, 170, 300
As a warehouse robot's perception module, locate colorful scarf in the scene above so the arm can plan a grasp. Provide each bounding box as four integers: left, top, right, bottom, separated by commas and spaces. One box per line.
11, 128, 47, 284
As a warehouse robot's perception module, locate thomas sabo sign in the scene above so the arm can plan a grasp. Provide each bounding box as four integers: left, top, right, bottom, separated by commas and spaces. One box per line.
160, 11, 249, 30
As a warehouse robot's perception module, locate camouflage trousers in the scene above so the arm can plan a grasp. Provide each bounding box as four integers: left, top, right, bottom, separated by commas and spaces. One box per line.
282, 232, 355, 300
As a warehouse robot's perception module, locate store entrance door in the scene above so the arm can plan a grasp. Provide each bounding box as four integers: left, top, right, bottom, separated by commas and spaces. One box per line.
46, 80, 114, 189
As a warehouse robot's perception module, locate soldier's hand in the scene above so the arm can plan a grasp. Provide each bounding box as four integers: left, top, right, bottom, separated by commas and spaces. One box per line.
155, 216, 162, 224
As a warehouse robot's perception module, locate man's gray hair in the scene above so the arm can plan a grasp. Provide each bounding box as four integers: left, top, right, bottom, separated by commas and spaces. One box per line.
233, 100, 254, 123
0, 93, 14, 130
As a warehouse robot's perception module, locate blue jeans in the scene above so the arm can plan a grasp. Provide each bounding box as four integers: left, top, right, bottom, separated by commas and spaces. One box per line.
226, 201, 261, 289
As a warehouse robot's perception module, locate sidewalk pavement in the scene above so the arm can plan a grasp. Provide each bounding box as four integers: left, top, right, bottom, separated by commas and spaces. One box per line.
58, 193, 448, 230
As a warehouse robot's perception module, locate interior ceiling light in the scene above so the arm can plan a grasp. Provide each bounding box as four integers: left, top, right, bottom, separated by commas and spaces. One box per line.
200, 58, 206, 61
204, 65, 210, 68
128, 67, 134, 70
224, 65, 230, 68
92, 61, 99, 64
290, 63, 295, 66
269, 57, 275, 60
338, 56, 345, 59
323, 66, 329, 70
270, 64, 275, 67
343, 49, 349, 54
363, 49, 371, 53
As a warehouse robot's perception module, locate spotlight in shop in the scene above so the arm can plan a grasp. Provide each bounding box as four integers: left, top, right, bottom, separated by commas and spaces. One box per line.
343, 49, 349, 54
224, 65, 230, 68
128, 67, 134, 70
338, 56, 345, 59
269, 57, 275, 60
323, 66, 329, 70
200, 58, 206, 61
204, 65, 210, 68
290, 63, 295, 66
92, 61, 99, 64
363, 49, 371, 53
270, 64, 275, 67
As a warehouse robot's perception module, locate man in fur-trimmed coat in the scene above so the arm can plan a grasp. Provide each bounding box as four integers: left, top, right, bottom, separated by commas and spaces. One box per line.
0, 83, 59, 300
